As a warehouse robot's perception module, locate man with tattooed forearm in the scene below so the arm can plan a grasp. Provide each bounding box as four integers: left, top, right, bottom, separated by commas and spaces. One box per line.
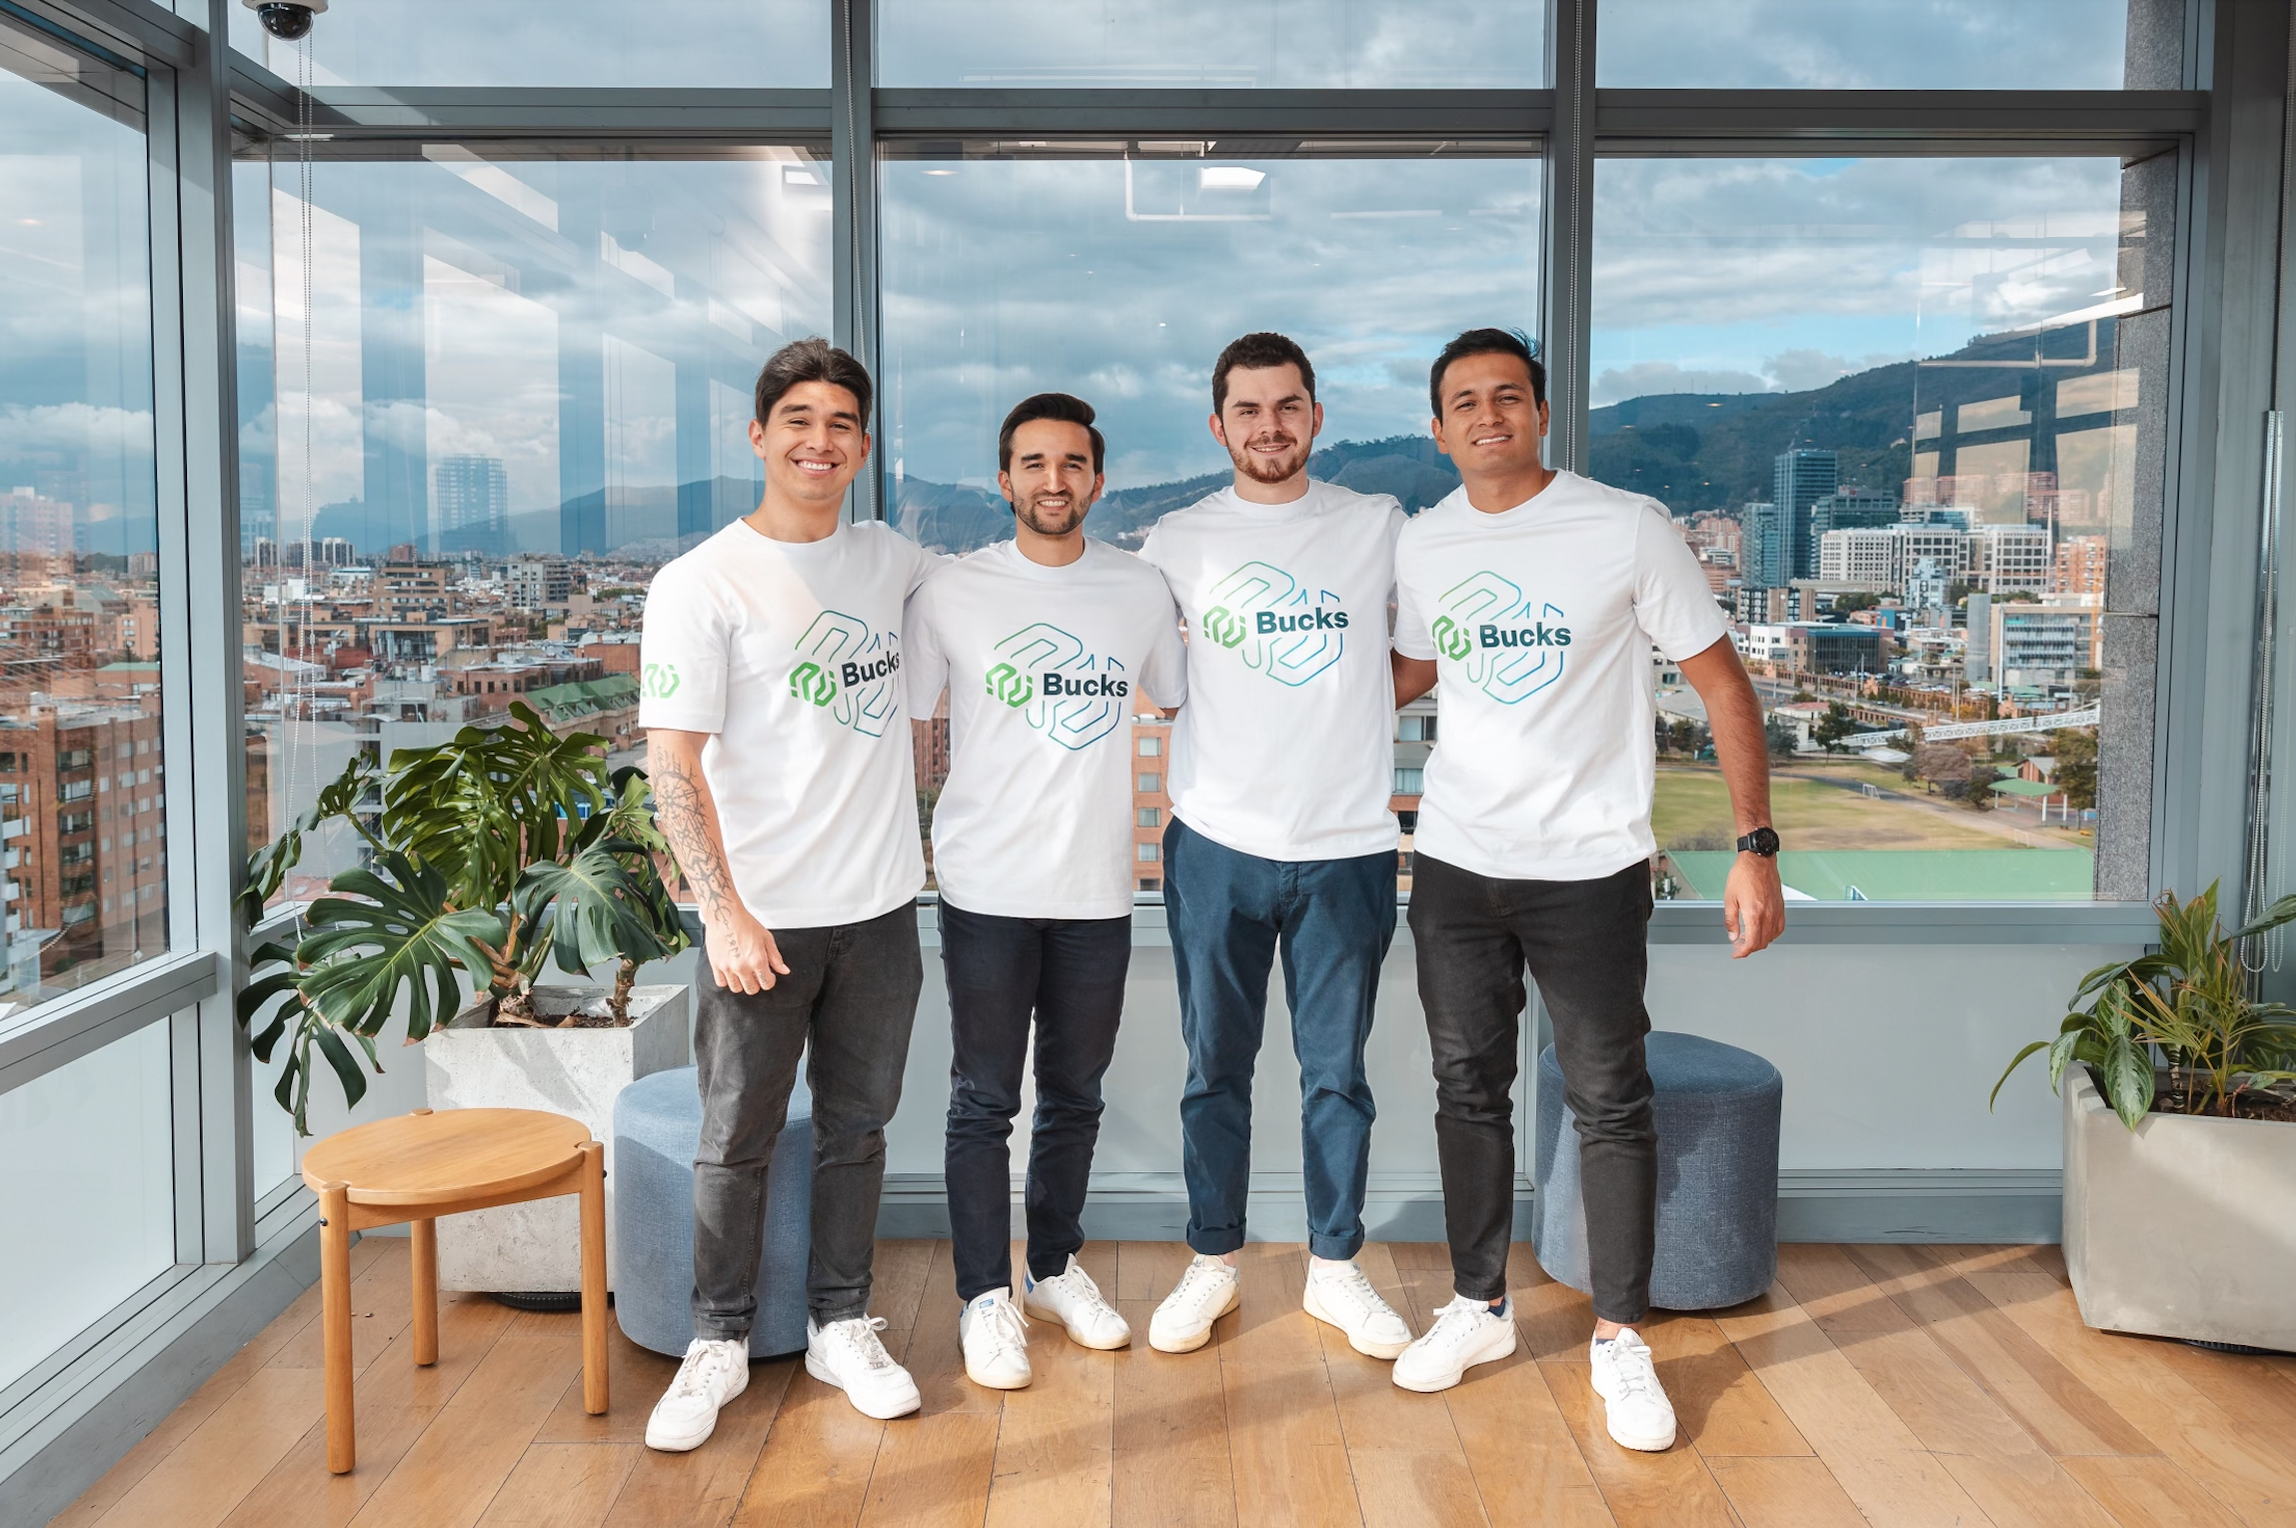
635, 338, 938, 1451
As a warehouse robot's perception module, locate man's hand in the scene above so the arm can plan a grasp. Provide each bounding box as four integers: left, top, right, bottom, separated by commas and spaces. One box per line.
1722, 852, 1785, 959
705, 904, 791, 994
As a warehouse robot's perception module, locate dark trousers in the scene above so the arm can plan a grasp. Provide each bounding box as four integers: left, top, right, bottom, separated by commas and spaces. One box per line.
1408, 853, 1657, 1324
940, 900, 1131, 1303
690, 902, 923, 1337
1164, 815, 1397, 1262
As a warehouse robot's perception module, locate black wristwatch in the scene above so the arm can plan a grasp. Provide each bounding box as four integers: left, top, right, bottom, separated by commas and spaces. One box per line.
1736, 826, 1780, 857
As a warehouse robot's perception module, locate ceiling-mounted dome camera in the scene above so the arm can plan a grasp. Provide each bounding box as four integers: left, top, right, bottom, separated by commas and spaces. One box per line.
242, 0, 327, 42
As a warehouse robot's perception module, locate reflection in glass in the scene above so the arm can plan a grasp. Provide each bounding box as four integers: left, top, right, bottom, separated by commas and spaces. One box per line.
876, 1, 1544, 88
0, 1022, 175, 1391
0, 35, 166, 1014
229, 1, 828, 88
880, 145, 1540, 554
236, 147, 832, 906
1591, 156, 2170, 902
1599, 0, 2160, 89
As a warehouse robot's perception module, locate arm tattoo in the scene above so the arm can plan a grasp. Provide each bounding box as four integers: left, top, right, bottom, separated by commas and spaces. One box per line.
650, 747, 740, 925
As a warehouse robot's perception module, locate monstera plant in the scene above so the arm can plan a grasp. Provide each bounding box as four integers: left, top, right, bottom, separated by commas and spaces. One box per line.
239, 702, 688, 1132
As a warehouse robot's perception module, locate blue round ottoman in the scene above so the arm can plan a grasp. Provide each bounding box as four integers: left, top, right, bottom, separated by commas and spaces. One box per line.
613, 1066, 813, 1359
1532, 1031, 1782, 1311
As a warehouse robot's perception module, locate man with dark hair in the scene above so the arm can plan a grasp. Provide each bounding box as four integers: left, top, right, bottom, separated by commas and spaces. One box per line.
638, 337, 935, 1448
1139, 333, 1416, 1362
1385, 330, 1784, 1443
906, 391, 1186, 1390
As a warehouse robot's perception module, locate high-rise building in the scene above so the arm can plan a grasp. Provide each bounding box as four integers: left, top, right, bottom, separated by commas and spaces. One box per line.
1740, 500, 1787, 588
1806, 490, 1898, 574
434, 455, 508, 556
1773, 449, 1839, 580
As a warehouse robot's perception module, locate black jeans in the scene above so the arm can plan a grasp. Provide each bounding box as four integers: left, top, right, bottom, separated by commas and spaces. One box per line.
691, 902, 923, 1337
940, 899, 1130, 1303
1408, 853, 1657, 1324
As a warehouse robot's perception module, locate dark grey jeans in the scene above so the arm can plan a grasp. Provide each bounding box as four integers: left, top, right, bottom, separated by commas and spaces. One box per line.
690, 902, 923, 1337
1408, 853, 1657, 1324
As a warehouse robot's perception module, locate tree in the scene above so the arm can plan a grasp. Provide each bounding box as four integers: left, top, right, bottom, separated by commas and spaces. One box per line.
1832, 591, 1881, 614
2052, 728, 2098, 811
1764, 717, 1799, 757
1966, 771, 1997, 811
1812, 700, 1859, 754
1668, 717, 1697, 754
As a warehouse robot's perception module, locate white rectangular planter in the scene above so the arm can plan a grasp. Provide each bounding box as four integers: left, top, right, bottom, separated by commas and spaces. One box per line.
2063, 1065, 2296, 1350
424, 984, 690, 1292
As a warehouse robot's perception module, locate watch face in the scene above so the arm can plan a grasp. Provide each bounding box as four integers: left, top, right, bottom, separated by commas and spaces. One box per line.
1741, 827, 1779, 856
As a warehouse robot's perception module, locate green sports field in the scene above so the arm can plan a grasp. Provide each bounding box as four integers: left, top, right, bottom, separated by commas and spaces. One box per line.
1652, 763, 2041, 853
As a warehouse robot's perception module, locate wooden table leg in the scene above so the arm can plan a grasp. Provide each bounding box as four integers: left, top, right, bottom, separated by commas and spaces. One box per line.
578, 1140, 608, 1415
410, 1217, 438, 1367
319, 1182, 356, 1474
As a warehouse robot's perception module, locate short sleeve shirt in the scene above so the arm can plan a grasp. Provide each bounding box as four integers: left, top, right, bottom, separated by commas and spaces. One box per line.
1393, 472, 1729, 881
905, 539, 1188, 918
1140, 479, 1406, 862
637, 518, 937, 928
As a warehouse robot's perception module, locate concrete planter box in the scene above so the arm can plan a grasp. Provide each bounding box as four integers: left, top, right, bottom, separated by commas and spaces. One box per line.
2063, 1064, 2296, 1350
424, 985, 690, 1293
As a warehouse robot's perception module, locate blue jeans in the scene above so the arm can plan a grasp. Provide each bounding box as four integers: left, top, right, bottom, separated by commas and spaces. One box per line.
1163, 815, 1397, 1261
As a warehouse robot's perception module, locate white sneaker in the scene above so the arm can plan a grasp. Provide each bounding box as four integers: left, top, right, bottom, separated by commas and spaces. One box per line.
805, 1315, 922, 1419
959, 1289, 1032, 1390
1025, 1256, 1132, 1350
1589, 1327, 1678, 1451
1148, 1253, 1240, 1353
1392, 1295, 1518, 1392
644, 1337, 750, 1452
1303, 1258, 1415, 1360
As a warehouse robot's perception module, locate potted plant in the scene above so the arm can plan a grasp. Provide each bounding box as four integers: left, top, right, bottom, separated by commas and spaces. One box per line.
239, 701, 691, 1297
1994, 882, 2296, 1350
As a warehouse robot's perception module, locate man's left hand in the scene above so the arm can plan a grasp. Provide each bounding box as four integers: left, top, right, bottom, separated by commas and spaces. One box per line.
1723, 853, 1785, 958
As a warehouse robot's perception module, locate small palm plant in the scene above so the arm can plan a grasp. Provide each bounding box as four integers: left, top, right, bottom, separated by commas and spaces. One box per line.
1994, 881, 2296, 1129
239, 702, 689, 1133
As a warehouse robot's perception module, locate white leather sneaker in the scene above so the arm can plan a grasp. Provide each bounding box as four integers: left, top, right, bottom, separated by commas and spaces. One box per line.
1302, 1258, 1414, 1360
1148, 1253, 1240, 1353
1025, 1255, 1132, 1350
644, 1337, 750, 1452
1589, 1327, 1678, 1451
958, 1289, 1032, 1390
1392, 1295, 1517, 1393
806, 1315, 922, 1419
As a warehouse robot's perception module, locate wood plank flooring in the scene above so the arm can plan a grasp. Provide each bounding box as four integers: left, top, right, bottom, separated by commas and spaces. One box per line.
57, 1239, 2296, 1528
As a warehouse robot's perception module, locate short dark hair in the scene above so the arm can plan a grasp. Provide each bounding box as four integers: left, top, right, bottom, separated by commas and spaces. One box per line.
998, 392, 1106, 476
1429, 328, 1545, 417
753, 336, 873, 426
1212, 331, 1316, 415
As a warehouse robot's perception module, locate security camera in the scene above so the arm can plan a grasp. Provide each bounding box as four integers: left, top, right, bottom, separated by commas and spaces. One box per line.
242, 0, 327, 42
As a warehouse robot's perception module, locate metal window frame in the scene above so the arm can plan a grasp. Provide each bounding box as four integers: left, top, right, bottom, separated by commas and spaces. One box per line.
6, 0, 2293, 1508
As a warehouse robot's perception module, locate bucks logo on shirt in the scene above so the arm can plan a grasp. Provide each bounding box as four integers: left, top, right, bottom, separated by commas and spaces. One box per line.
788, 609, 902, 736
981, 622, 1129, 751
1194, 560, 1348, 687
1430, 570, 1572, 704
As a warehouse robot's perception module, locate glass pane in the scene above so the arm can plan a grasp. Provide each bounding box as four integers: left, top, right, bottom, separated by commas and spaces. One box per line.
1592, 155, 2171, 902
0, 1022, 176, 1392
229, 2, 828, 88
877, 1, 1545, 87
1600, 0, 2171, 90
237, 145, 832, 908
0, 27, 168, 1015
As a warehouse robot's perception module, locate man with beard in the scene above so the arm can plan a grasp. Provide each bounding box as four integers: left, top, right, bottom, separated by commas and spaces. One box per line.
1138, 333, 1416, 1361
904, 393, 1189, 1390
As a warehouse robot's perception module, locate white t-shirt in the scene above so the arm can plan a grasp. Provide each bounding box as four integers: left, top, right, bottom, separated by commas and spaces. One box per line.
637, 517, 938, 928
1141, 479, 1406, 862
905, 538, 1188, 919
1393, 471, 1729, 882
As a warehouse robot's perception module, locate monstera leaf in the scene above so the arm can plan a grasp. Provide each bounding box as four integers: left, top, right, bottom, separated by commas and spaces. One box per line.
294, 853, 507, 1041
385, 703, 610, 909
239, 754, 376, 924
514, 840, 681, 979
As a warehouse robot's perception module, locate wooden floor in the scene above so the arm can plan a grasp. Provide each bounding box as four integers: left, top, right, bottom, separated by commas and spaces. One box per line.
54, 1238, 2296, 1528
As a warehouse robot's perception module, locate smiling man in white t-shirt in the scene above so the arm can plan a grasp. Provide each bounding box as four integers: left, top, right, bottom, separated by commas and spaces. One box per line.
636, 339, 936, 1449
905, 392, 1188, 1393
1138, 333, 1416, 1362
1385, 329, 1785, 1445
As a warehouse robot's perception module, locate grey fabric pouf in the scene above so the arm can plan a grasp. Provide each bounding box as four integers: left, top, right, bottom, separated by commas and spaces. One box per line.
613, 1065, 813, 1358
1532, 1030, 1782, 1311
